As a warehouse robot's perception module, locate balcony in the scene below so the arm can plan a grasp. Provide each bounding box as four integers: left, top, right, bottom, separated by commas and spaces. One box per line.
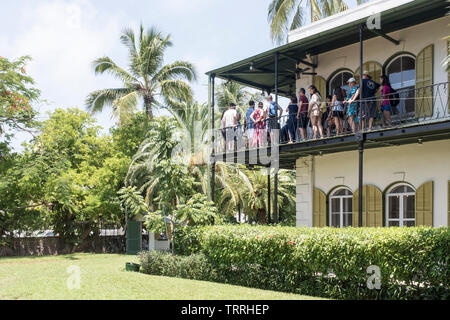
212, 82, 450, 169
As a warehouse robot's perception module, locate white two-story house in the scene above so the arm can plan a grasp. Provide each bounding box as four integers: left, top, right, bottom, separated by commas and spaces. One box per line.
207, 0, 449, 228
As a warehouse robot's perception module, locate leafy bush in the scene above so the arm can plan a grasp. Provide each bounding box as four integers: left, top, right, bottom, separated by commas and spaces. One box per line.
170, 225, 449, 299
173, 226, 204, 256
139, 250, 219, 281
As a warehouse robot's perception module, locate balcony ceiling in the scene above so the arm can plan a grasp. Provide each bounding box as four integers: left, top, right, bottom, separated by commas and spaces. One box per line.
206, 0, 447, 97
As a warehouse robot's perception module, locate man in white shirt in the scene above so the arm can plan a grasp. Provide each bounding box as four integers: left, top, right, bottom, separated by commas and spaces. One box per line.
222, 103, 237, 151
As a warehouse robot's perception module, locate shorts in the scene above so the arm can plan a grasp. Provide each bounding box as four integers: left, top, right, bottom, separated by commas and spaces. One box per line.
298, 113, 308, 129
225, 127, 235, 141
332, 111, 344, 119
311, 107, 320, 117
381, 104, 391, 112
361, 98, 377, 119
266, 116, 279, 130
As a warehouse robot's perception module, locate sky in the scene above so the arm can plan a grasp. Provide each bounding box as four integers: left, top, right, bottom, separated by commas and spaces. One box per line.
1, 0, 284, 151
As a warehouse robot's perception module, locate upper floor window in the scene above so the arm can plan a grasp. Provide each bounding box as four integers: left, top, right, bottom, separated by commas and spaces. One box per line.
329, 70, 353, 96
386, 184, 415, 227
386, 54, 416, 115
386, 55, 415, 90
330, 188, 353, 227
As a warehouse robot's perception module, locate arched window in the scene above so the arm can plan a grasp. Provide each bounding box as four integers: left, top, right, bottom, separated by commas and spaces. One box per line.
329, 188, 353, 227
385, 54, 416, 115
386, 184, 415, 227
328, 70, 353, 96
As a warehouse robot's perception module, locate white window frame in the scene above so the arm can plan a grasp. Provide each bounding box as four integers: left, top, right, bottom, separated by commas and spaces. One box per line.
385, 54, 416, 90
385, 54, 416, 119
385, 184, 416, 227
328, 70, 353, 95
329, 188, 353, 228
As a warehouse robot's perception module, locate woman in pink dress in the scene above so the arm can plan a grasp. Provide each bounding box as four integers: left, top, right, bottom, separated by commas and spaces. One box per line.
250, 102, 266, 148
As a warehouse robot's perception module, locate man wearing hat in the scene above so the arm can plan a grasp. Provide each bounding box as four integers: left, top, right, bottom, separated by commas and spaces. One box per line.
359, 71, 381, 131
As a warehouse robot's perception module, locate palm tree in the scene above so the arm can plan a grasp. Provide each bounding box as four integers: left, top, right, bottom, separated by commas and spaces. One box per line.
241, 168, 296, 224
268, 0, 368, 44
86, 24, 196, 122
125, 117, 180, 207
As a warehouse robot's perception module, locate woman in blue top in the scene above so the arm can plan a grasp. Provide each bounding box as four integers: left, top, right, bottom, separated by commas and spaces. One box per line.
285, 95, 299, 143
344, 77, 359, 134
330, 86, 345, 135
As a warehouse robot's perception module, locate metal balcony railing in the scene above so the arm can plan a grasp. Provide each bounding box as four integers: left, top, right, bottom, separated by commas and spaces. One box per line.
212, 82, 449, 154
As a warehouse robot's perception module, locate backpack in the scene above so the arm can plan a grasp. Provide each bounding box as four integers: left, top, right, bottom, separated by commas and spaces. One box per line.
389, 86, 400, 107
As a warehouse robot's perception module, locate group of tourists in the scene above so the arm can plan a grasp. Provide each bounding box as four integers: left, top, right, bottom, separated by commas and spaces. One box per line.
220, 70, 395, 151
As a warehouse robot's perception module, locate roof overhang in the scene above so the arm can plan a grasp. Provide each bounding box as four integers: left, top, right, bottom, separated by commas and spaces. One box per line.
206, 0, 448, 97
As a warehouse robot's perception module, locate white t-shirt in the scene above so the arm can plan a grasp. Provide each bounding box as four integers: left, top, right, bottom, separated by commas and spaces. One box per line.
222, 109, 237, 128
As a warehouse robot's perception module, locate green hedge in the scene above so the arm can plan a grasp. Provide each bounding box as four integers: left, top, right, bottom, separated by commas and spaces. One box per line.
167, 225, 449, 299
139, 250, 220, 281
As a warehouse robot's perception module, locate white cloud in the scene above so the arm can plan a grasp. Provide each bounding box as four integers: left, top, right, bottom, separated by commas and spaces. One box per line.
2, 0, 127, 149
155, 0, 212, 14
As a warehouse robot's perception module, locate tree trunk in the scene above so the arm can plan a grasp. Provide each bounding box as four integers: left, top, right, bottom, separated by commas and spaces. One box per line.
257, 209, 266, 225
144, 95, 153, 119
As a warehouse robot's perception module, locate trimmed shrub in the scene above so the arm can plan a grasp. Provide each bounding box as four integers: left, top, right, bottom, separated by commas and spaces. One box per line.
139, 250, 219, 282
173, 226, 203, 256
170, 225, 449, 300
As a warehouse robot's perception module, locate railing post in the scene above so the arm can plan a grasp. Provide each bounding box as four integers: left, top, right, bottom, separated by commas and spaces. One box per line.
274, 52, 279, 224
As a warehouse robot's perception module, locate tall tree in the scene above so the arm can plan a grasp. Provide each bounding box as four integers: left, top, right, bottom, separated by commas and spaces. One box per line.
86, 24, 196, 122
3, 108, 129, 251
268, 0, 368, 44
0, 56, 40, 139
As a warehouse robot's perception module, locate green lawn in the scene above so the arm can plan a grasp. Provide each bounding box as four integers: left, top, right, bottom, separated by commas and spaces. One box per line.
0, 253, 321, 300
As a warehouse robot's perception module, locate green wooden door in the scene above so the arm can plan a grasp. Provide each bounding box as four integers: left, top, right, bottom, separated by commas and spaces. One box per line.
126, 221, 142, 255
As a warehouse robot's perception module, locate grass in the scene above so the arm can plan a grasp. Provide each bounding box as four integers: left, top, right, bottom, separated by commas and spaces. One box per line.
0, 253, 322, 300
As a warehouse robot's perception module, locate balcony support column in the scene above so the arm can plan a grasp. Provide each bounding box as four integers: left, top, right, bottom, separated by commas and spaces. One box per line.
274, 52, 279, 224
209, 74, 216, 203
358, 23, 364, 227
268, 167, 271, 224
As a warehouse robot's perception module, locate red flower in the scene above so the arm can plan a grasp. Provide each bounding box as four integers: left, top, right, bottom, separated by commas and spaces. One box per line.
256, 236, 260, 239
289, 241, 294, 245
6, 91, 10, 95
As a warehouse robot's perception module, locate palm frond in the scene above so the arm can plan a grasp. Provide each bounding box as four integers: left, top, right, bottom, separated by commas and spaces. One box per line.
85, 88, 133, 114
154, 60, 197, 82
92, 56, 139, 84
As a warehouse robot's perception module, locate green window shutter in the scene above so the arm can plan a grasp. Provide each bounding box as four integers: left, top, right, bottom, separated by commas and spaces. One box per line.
448, 181, 450, 227
354, 61, 382, 84
365, 185, 383, 227
447, 40, 450, 114
126, 221, 142, 255
415, 45, 434, 118
415, 181, 433, 226
313, 76, 327, 113
313, 188, 327, 227
352, 185, 383, 227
